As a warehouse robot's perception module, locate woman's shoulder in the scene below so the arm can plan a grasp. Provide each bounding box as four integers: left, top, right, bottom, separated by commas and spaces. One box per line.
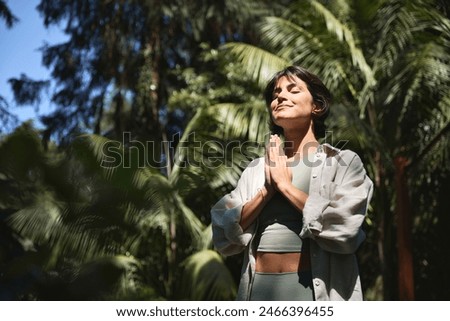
321, 143, 360, 158
319, 144, 371, 184
320, 143, 364, 168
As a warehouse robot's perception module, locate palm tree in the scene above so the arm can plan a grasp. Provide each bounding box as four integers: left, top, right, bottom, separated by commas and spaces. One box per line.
0, 121, 239, 300
219, 0, 450, 300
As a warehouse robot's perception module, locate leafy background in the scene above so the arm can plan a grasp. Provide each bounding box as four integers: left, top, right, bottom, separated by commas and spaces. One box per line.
1, 0, 449, 300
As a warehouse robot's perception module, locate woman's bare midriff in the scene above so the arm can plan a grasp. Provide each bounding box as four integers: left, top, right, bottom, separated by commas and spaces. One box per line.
255, 252, 311, 273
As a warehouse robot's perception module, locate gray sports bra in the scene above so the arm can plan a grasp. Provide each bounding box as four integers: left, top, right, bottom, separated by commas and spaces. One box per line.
256, 158, 312, 252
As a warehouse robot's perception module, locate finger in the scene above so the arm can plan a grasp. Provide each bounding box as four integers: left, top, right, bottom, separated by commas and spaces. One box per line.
274, 135, 285, 156
278, 155, 287, 167
265, 149, 272, 168
272, 135, 283, 157
266, 140, 275, 167
269, 140, 277, 165
266, 137, 274, 161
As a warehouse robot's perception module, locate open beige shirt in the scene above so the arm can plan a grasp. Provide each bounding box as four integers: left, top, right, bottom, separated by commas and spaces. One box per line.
211, 144, 374, 300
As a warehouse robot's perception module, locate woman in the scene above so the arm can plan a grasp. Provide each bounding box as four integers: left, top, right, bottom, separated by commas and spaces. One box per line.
211, 66, 373, 301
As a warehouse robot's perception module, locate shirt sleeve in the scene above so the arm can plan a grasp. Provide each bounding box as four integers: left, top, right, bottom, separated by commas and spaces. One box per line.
210, 160, 259, 256
300, 151, 373, 254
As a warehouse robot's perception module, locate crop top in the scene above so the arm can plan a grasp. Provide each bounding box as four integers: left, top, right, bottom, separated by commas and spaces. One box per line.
256, 158, 312, 252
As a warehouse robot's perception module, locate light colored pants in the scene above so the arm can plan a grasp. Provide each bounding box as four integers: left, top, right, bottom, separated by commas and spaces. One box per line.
249, 271, 314, 301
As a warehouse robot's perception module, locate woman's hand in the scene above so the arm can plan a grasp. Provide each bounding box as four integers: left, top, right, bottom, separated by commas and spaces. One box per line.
265, 134, 308, 213
267, 135, 292, 192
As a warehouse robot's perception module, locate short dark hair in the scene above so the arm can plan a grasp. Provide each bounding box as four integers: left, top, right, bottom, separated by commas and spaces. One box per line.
264, 65, 331, 138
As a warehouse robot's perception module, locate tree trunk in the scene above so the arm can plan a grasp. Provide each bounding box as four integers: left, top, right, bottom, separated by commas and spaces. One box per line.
394, 156, 415, 300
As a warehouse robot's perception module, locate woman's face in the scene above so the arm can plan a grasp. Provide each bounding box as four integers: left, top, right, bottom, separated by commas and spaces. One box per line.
269, 75, 316, 130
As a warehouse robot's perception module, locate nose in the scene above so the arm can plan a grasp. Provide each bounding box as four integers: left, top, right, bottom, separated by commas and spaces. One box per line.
276, 89, 288, 102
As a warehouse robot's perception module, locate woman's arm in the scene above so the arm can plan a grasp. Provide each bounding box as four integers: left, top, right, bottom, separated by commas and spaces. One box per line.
239, 183, 274, 230
300, 150, 373, 254
211, 158, 265, 256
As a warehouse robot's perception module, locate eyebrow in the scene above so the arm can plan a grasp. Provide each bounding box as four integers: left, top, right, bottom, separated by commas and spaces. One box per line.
273, 82, 301, 93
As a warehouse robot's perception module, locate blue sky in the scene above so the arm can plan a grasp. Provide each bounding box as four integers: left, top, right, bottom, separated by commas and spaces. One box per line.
0, 0, 67, 127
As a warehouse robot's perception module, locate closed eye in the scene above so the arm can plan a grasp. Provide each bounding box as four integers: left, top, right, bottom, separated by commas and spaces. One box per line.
272, 88, 300, 99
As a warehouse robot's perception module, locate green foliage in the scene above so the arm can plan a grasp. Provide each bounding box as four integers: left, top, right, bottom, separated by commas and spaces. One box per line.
175, 250, 237, 301
3, 0, 277, 301
2, 0, 449, 302
0, 120, 240, 300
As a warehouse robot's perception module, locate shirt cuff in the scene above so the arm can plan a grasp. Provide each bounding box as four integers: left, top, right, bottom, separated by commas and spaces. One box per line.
301, 194, 330, 237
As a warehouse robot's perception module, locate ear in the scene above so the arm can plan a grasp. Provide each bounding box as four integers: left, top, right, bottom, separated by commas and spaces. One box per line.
312, 103, 321, 115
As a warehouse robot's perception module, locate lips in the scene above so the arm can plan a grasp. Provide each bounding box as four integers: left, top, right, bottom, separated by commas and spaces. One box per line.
274, 104, 292, 111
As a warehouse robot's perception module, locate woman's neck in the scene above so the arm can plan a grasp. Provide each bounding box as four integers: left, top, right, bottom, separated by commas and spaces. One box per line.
282, 126, 319, 159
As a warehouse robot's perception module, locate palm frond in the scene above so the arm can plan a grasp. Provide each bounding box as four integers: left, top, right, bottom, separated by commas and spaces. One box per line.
198, 224, 213, 250
66, 255, 143, 300
384, 41, 450, 121
373, 1, 416, 66
372, 0, 446, 77
409, 91, 450, 174
143, 174, 205, 251
221, 42, 289, 86
217, 101, 268, 142
259, 17, 322, 60
263, 16, 360, 98
170, 101, 267, 193
7, 199, 118, 265
259, 17, 327, 68
309, 0, 375, 87
175, 249, 237, 300
427, 6, 450, 40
